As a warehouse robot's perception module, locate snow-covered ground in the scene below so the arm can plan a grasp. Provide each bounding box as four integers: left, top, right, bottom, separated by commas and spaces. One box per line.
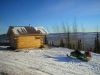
0, 46, 100, 75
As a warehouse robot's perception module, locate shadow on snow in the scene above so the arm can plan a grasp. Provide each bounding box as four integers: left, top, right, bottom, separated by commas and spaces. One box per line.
44, 55, 82, 63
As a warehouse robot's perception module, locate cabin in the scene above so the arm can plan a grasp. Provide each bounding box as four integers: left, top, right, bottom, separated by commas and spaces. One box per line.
7, 26, 48, 49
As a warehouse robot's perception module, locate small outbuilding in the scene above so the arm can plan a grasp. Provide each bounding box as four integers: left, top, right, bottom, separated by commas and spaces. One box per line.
7, 26, 48, 49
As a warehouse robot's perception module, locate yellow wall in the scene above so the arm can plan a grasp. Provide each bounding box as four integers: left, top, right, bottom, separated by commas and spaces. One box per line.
15, 35, 43, 49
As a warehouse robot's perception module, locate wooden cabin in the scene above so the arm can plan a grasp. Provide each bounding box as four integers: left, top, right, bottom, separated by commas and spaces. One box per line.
7, 26, 48, 49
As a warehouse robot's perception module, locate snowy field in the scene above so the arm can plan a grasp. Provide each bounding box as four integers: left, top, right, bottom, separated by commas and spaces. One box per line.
0, 46, 100, 75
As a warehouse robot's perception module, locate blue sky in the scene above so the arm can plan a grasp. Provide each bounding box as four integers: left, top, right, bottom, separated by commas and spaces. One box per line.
0, 0, 100, 34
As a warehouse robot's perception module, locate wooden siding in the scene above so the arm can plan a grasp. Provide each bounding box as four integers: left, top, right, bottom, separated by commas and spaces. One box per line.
15, 35, 43, 49
7, 30, 17, 49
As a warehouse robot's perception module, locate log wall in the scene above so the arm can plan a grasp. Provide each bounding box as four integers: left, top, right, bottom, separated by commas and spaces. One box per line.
15, 35, 43, 49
